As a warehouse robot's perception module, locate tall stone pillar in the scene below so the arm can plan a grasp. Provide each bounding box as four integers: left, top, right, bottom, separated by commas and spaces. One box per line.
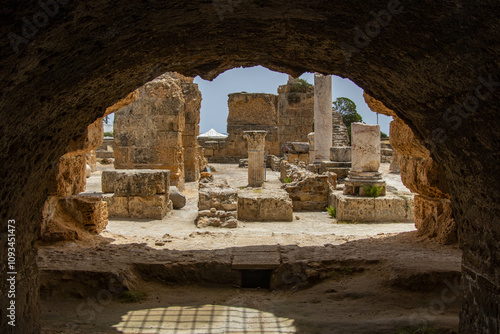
313, 73, 333, 163
243, 130, 267, 187
344, 123, 386, 196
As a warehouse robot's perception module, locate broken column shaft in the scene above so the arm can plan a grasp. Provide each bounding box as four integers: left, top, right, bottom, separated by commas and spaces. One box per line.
313, 73, 333, 163
243, 130, 267, 187
344, 123, 386, 196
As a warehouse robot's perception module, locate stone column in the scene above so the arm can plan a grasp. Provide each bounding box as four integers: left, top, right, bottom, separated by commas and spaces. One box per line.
313, 73, 333, 163
307, 132, 315, 164
243, 130, 267, 187
344, 123, 386, 196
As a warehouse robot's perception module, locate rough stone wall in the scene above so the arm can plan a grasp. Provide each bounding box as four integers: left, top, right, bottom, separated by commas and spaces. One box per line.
332, 109, 350, 146
199, 82, 314, 162
225, 93, 279, 157
197, 179, 238, 228
365, 93, 457, 245
42, 118, 107, 243
0, 2, 499, 332
181, 81, 203, 182
277, 83, 315, 150
280, 160, 337, 211
114, 73, 197, 190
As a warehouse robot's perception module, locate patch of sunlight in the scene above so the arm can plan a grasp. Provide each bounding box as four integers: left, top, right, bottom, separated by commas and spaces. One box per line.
112, 304, 296, 333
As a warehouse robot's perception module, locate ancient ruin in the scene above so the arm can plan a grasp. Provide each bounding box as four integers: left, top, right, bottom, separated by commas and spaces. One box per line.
113, 72, 205, 190
0, 2, 498, 333
243, 130, 267, 187
312, 74, 333, 163
364, 92, 458, 245
198, 77, 314, 162
343, 123, 386, 196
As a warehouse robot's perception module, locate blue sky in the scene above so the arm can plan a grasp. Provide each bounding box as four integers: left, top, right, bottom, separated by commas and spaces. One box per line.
194, 66, 391, 135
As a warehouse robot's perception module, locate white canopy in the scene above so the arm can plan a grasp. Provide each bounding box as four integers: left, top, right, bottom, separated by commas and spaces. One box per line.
198, 128, 228, 138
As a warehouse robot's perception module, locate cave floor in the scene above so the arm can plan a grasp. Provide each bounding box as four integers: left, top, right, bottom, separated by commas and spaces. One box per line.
39, 163, 462, 333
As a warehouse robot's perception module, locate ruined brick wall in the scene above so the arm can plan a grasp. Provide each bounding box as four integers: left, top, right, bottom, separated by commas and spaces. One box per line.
181, 81, 203, 182
277, 83, 314, 150
199, 81, 314, 162
114, 73, 188, 189
226, 93, 279, 157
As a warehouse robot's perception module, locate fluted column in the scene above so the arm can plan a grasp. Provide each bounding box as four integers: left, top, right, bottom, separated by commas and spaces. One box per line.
243, 130, 267, 187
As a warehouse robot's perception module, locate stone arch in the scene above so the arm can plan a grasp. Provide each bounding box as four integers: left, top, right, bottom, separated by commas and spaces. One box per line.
0, 1, 498, 333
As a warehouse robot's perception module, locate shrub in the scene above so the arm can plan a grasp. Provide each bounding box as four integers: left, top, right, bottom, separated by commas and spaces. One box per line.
104, 131, 113, 137
381, 131, 389, 139
289, 78, 312, 93
287, 93, 301, 104
326, 206, 336, 218
284, 177, 292, 183
363, 185, 383, 198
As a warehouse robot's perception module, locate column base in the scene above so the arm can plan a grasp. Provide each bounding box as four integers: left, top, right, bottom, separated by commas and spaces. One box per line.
344, 171, 386, 196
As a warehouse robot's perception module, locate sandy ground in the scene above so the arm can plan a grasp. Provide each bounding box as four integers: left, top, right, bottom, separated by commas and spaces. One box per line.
39, 162, 462, 334
82, 163, 417, 249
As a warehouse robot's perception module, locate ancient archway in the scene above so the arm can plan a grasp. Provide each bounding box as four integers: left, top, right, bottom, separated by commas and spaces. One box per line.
0, 1, 498, 332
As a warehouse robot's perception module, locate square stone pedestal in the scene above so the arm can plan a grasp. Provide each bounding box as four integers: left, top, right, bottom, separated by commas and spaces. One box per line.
237, 188, 293, 222
329, 190, 414, 222
102, 170, 172, 219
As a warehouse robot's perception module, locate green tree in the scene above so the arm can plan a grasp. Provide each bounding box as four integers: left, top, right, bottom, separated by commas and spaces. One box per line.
332, 97, 363, 140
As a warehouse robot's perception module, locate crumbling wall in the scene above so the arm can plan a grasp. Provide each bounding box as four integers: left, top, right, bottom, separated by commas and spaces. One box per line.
277, 82, 314, 149
181, 80, 203, 182
199, 80, 315, 162
364, 92, 457, 244
114, 73, 186, 189
280, 160, 337, 211
41, 118, 108, 243
196, 179, 238, 228
226, 93, 279, 157
332, 109, 350, 146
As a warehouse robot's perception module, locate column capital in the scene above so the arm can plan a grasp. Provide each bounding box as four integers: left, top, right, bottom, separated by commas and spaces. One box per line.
243, 131, 267, 151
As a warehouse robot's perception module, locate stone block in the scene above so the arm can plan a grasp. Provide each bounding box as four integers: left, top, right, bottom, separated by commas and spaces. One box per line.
329, 191, 414, 222
101, 170, 170, 196
169, 186, 186, 209
330, 146, 352, 162
129, 195, 170, 219
41, 195, 108, 242
104, 195, 129, 218
198, 187, 238, 211
237, 188, 293, 221
63, 195, 108, 234
281, 141, 309, 154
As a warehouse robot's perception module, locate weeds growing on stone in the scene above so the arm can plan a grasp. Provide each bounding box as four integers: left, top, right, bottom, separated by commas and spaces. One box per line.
326, 206, 336, 218
363, 184, 383, 197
